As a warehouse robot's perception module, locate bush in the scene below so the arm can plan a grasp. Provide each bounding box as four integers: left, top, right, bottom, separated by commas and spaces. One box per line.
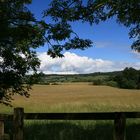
114, 67, 140, 89
93, 79, 103, 85
106, 81, 118, 87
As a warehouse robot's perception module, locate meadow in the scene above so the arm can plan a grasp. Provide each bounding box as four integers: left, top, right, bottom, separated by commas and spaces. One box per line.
1, 83, 140, 140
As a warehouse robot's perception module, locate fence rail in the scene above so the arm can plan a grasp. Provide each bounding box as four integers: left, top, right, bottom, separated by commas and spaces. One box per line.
24, 112, 140, 120
1, 112, 140, 121
0, 108, 140, 140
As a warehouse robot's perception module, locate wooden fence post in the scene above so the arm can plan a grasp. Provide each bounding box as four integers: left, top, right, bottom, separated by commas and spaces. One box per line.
0, 119, 4, 140
114, 112, 126, 140
13, 108, 24, 140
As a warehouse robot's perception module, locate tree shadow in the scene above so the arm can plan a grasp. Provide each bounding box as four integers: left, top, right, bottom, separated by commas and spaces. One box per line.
126, 122, 140, 140
5, 120, 140, 140
24, 121, 113, 140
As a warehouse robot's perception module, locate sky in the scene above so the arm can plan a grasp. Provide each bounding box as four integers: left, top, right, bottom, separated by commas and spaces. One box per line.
28, 0, 140, 74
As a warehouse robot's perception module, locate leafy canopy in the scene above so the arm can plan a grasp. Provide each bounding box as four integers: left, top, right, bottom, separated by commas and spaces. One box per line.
114, 67, 140, 89
0, 0, 46, 105
45, 0, 140, 52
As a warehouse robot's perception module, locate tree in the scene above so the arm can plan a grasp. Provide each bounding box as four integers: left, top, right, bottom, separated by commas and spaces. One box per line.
0, 0, 46, 105
45, 0, 140, 52
114, 67, 140, 89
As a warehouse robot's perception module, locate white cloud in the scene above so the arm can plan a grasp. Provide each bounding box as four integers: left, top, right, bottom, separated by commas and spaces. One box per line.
37, 52, 140, 74
95, 41, 111, 48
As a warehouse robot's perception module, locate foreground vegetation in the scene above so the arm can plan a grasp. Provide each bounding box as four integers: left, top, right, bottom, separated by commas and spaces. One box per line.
1, 84, 140, 140
5, 119, 140, 140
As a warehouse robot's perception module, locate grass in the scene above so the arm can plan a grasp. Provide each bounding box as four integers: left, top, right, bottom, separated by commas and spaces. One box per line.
5, 119, 140, 140
23, 120, 140, 140
1, 83, 140, 113
1, 83, 140, 140
24, 120, 114, 140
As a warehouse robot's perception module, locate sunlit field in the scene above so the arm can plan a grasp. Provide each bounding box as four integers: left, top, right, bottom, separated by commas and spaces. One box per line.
1, 83, 140, 140
1, 83, 140, 113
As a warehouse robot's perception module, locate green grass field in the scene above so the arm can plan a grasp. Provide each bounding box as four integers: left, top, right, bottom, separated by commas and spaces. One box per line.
1, 83, 140, 140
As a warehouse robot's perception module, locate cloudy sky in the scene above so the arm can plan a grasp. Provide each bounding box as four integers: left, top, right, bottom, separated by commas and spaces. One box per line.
37, 52, 140, 74
29, 0, 140, 74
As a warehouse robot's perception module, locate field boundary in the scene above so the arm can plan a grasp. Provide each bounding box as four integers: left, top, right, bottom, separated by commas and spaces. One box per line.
0, 108, 140, 140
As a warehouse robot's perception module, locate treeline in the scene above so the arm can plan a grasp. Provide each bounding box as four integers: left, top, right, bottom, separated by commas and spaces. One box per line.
113, 67, 140, 89
93, 67, 140, 89
27, 67, 140, 89
33, 71, 118, 84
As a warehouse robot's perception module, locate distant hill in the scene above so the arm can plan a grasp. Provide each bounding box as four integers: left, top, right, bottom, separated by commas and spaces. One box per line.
37, 71, 121, 84
35, 68, 140, 89
24, 67, 140, 89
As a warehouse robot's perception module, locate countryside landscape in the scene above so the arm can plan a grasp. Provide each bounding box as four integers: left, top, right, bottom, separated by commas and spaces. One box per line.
0, 0, 140, 140
1, 71, 140, 140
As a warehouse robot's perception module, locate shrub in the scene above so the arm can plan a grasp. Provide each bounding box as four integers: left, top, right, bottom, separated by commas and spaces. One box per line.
106, 81, 118, 87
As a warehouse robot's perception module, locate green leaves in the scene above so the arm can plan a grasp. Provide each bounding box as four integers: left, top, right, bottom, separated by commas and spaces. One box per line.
64, 37, 93, 50
48, 45, 64, 58
45, 0, 140, 52
131, 40, 140, 52
114, 67, 140, 89
0, 0, 45, 105
43, 0, 95, 57
47, 22, 72, 41
47, 37, 93, 58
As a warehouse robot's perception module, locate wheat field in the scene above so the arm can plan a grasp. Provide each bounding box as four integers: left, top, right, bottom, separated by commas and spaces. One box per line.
1, 83, 140, 113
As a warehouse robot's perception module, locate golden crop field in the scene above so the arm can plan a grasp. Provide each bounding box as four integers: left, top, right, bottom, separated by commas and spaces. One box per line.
1, 83, 140, 113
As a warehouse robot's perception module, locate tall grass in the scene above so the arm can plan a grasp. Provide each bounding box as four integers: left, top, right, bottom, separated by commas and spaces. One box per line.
24, 120, 114, 140
2, 84, 140, 140
5, 119, 140, 140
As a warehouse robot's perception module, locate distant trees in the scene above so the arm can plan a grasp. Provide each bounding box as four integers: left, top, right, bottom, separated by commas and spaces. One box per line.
27, 68, 140, 90
92, 67, 140, 89
114, 67, 140, 89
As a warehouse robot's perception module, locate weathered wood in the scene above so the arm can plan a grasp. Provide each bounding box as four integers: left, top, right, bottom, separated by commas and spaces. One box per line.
114, 113, 126, 140
0, 119, 4, 140
24, 112, 140, 120
0, 110, 140, 140
13, 108, 24, 140
24, 112, 116, 120
0, 114, 13, 121
0, 112, 140, 121
125, 112, 140, 118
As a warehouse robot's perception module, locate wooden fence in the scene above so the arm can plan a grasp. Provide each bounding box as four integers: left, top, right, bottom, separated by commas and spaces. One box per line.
0, 108, 140, 140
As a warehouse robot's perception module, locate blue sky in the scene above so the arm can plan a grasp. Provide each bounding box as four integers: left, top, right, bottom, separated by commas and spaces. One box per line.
28, 0, 140, 74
